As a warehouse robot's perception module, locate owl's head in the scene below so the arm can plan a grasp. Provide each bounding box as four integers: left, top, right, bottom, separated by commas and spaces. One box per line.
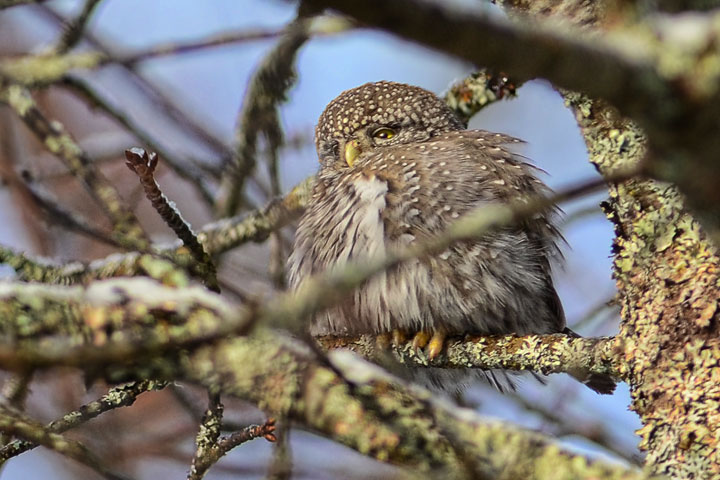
315, 81, 463, 169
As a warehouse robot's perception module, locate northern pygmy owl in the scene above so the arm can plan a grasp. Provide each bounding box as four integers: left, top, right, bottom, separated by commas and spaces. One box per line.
288, 81, 614, 394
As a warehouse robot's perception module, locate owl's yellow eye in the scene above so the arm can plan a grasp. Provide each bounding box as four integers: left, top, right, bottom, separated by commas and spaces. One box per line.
372, 127, 396, 141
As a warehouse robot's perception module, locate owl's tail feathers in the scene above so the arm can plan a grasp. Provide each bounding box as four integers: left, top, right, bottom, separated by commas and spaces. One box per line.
563, 328, 617, 395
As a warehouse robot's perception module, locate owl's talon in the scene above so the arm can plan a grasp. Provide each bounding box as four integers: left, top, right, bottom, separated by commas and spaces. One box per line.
376, 332, 392, 350
411, 331, 431, 350
392, 329, 406, 346
427, 332, 446, 360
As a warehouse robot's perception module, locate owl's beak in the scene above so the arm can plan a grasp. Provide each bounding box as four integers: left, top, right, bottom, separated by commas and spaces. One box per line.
344, 139, 361, 168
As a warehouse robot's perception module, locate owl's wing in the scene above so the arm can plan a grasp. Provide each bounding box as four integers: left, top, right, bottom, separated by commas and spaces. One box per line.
368, 129, 566, 334
377, 129, 562, 258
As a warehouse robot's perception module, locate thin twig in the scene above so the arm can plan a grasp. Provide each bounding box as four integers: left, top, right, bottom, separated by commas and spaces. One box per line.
267, 126, 286, 288
0, 372, 33, 446
0, 84, 149, 250
187, 391, 224, 480
124, 147, 219, 292
0, 0, 48, 8
22, 179, 122, 247
265, 420, 291, 480
62, 76, 216, 206
0, 405, 132, 480
218, 16, 311, 216
0, 380, 165, 461
189, 418, 276, 480
54, 0, 104, 53
120, 28, 284, 65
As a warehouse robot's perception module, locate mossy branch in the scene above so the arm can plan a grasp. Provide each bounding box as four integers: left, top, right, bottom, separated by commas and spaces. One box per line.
0, 284, 651, 479
316, 333, 623, 380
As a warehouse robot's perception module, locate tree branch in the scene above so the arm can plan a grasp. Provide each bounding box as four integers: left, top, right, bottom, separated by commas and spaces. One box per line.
0, 84, 149, 249
315, 333, 623, 380
0, 380, 165, 461
217, 15, 311, 216
0, 405, 132, 480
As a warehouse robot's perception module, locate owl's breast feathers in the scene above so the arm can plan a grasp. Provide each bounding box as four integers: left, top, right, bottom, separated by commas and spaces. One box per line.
288, 129, 564, 336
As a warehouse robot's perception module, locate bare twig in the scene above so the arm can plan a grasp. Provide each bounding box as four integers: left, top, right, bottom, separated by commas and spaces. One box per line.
0, 372, 33, 445
54, 0, 104, 53
0, 84, 149, 249
265, 419, 290, 480
0, 0, 47, 8
120, 28, 284, 65
124, 147, 219, 292
267, 132, 286, 288
217, 17, 311, 216
22, 179, 122, 247
62, 76, 216, 206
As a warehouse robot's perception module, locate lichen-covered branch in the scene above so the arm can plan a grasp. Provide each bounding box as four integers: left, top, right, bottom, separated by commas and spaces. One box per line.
189, 413, 277, 480
0, 278, 250, 371
0, 84, 148, 249
0, 380, 165, 462
574, 95, 720, 478
445, 69, 518, 127
316, 333, 623, 380
490, 1, 720, 477
0, 178, 312, 285
184, 335, 651, 479
187, 392, 223, 480
0, 405, 130, 480
0, 52, 106, 86
0, 273, 650, 478
198, 176, 313, 255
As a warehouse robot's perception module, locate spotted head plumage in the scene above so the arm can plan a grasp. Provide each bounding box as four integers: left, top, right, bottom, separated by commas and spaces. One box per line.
315, 81, 464, 167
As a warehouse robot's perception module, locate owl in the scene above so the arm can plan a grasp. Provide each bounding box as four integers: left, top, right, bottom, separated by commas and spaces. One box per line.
288, 81, 614, 394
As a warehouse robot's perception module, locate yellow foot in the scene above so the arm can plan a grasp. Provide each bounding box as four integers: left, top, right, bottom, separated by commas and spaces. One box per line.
377, 329, 408, 349
376, 332, 392, 350
427, 332, 446, 360
411, 331, 446, 360
412, 331, 431, 350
